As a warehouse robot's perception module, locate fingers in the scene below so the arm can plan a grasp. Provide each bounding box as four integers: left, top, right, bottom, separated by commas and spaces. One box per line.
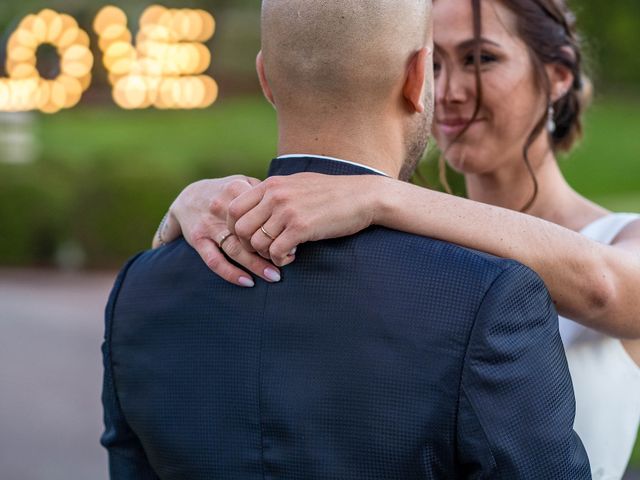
218, 234, 282, 283
194, 237, 256, 287
230, 175, 306, 266
269, 230, 302, 267
193, 234, 282, 287
209, 179, 254, 220
227, 182, 267, 230
168, 176, 285, 286
230, 192, 273, 251
249, 217, 284, 258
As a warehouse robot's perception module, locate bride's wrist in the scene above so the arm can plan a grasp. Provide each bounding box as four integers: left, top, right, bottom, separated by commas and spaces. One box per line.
161, 208, 182, 242
368, 176, 394, 227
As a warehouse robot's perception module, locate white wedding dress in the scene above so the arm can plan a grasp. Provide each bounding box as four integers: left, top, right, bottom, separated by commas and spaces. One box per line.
559, 213, 640, 480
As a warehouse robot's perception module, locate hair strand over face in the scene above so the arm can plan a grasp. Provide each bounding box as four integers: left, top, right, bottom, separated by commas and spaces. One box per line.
441, 0, 591, 210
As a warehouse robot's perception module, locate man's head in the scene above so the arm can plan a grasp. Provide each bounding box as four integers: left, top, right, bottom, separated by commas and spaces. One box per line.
258, 0, 433, 180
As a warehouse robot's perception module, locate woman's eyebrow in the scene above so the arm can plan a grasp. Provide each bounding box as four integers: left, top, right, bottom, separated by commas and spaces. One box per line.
455, 37, 502, 51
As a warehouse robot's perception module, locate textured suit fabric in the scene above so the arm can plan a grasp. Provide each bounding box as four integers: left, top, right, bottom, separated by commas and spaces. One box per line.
101, 156, 591, 479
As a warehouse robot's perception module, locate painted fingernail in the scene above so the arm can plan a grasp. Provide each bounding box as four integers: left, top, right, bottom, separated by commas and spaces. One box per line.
288, 247, 297, 256
239, 276, 255, 288
264, 268, 281, 282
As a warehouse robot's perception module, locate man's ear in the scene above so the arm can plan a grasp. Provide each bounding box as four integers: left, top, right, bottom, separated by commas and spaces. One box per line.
546, 52, 574, 102
403, 47, 430, 114
256, 51, 275, 106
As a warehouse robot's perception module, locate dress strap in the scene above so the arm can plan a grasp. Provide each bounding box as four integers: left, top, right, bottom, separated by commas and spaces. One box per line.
580, 213, 640, 245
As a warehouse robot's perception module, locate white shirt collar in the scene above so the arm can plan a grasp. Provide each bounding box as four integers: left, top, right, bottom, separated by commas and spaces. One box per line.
276, 154, 391, 177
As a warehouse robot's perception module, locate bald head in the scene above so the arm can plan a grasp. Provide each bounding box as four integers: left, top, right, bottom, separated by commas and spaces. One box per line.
260, 0, 431, 113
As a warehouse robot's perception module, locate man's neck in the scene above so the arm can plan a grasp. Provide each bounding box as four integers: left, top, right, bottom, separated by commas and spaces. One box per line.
276, 114, 404, 179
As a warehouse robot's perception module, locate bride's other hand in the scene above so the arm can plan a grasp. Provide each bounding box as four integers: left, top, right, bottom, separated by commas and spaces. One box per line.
153, 176, 281, 287
228, 173, 383, 267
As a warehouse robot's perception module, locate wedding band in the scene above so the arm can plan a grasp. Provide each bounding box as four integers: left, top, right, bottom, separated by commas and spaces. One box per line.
260, 225, 276, 241
217, 230, 234, 249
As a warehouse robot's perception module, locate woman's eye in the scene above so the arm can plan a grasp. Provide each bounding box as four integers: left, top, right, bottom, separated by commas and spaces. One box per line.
464, 53, 497, 67
433, 61, 442, 74
481, 53, 497, 64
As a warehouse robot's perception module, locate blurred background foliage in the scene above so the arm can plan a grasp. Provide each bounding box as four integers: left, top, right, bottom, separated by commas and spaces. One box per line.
0, 0, 638, 270
0, 0, 637, 251
0, 0, 638, 472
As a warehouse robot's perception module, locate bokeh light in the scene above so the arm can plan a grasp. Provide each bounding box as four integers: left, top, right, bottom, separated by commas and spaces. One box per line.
0, 5, 218, 112
0, 9, 93, 114
94, 5, 218, 110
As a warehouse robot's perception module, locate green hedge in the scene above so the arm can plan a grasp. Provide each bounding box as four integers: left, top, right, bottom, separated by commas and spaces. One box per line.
0, 98, 278, 268
0, 158, 178, 267
0, 95, 639, 270
0, 161, 69, 265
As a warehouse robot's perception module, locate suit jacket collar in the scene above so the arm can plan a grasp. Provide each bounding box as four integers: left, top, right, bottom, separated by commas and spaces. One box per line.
268, 155, 389, 178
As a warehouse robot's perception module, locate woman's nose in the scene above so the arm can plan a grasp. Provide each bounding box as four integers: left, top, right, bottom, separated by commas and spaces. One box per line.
436, 67, 469, 106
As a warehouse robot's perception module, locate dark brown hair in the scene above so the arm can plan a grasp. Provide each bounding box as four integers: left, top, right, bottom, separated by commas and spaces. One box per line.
440, 0, 591, 211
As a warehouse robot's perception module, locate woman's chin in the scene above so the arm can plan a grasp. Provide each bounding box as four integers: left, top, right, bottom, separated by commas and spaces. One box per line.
442, 148, 488, 175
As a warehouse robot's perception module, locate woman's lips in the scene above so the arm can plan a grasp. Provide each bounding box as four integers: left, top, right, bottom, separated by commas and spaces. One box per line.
436, 118, 483, 137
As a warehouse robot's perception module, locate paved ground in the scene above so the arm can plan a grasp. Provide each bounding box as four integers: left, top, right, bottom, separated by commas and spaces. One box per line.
0, 269, 114, 480
1, 268, 639, 480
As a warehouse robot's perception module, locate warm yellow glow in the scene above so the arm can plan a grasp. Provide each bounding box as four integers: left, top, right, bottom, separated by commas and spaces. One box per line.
57, 15, 79, 44
56, 75, 83, 108
16, 28, 38, 50
93, 6, 128, 36
30, 16, 48, 43
79, 73, 92, 92
200, 75, 219, 107
1, 8, 94, 113
8, 63, 37, 80
75, 30, 91, 49
139, 5, 167, 27
158, 77, 177, 108
35, 79, 50, 111
197, 10, 216, 42
57, 26, 81, 50
0, 82, 10, 110
184, 10, 203, 42
95, 4, 218, 110
1, 5, 217, 112
113, 74, 149, 109
104, 40, 136, 76
49, 79, 68, 112
61, 44, 94, 77
8, 46, 35, 63
46, 13, 64, 43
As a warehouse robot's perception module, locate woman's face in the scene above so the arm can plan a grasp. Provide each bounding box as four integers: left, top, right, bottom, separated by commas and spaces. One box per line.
432, 0, 548, 175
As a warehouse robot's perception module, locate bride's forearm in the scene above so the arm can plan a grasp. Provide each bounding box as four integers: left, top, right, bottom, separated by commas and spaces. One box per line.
372, 177, 636, 337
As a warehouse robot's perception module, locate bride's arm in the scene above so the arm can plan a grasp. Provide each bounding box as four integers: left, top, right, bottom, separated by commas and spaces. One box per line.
228, 173, 640, 339
380, 178, 640, 338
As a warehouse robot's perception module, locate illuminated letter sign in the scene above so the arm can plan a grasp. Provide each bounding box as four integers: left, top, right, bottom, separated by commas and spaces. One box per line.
0, 5, 218, 113
0, 9, 93, 113
94, 5, 218, 110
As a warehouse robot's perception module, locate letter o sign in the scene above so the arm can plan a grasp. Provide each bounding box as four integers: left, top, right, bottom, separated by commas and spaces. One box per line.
0, 9, 94, 113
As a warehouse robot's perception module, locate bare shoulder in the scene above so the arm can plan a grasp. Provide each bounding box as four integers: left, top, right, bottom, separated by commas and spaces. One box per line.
612, 217, 640, 247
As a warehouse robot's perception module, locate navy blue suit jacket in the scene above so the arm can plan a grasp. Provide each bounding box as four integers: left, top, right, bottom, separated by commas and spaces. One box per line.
102, 157, 590, 479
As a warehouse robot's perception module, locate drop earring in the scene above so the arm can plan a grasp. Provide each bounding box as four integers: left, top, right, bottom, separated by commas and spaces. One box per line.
547, 104, 556, 133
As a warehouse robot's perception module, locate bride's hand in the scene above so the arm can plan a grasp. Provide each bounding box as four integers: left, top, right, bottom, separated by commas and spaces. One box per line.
228, 173, 383, 266
153, 176, 281, 287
